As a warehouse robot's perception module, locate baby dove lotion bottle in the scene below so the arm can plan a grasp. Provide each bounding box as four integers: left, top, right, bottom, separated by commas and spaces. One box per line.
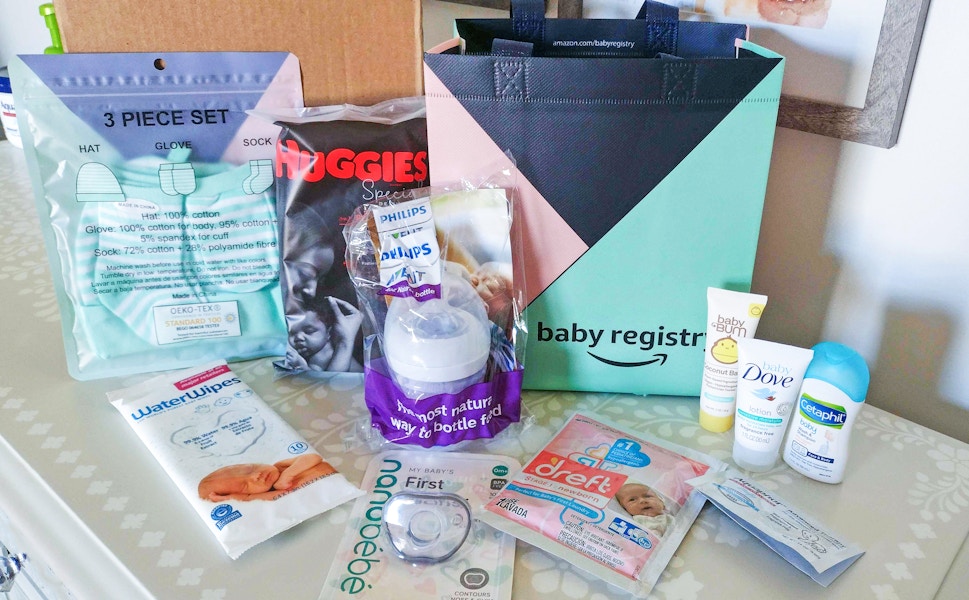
782, 342, 870, 484
732, 338, 814, 472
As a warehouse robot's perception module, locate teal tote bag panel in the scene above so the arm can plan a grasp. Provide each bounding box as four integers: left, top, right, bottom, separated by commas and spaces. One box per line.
424, 0, 785, 396
524, 50, 785, 395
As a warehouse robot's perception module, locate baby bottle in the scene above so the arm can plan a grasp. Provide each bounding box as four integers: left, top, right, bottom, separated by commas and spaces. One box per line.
383, 271, 491, 399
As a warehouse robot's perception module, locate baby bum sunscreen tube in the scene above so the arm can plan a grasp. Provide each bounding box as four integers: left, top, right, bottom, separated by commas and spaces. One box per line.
782, 342, 870, 484
732, 338, 814, 472
699, 288, 767, 432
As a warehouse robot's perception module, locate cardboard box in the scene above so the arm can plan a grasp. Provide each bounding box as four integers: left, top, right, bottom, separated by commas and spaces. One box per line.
51, 0, 423, 106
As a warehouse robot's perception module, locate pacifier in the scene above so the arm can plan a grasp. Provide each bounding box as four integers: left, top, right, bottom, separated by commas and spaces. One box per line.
382, 491, 472, 563
383, 272, 491, 399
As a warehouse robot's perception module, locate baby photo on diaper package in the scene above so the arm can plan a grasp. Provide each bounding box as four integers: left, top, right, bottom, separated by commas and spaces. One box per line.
265, 97, 429, 377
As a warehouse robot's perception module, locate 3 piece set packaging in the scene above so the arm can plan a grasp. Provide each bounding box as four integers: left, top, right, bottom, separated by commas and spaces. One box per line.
10, 0, 869, 596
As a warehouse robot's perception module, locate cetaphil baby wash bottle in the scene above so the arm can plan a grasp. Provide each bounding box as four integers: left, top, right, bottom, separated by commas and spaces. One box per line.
782, 342, 870, 484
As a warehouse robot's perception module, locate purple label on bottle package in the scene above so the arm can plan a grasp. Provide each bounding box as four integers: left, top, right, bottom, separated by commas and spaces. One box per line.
378, 281, 442, 301
365, 359, 523, 448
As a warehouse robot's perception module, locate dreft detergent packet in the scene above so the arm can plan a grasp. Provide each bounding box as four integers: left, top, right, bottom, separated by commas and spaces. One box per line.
478, 413, 725, 597
257, 98, 429, 377
319, 451, 519, 600
10, 52, 303, 380
108, 361, 363, 559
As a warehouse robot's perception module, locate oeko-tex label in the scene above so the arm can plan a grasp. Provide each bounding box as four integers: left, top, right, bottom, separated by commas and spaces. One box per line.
153, 301, 241, 344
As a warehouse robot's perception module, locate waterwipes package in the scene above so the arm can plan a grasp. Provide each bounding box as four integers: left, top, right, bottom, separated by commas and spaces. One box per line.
259, 98, 429, 376
695, 472, 864, 586
108, 361, 363, 559
10, 52, 303, 380
478, 413, 725, 597
343, 178, 526, 447
319, 451, 519, 600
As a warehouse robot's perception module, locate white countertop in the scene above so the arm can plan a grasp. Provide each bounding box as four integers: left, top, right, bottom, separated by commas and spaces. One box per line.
2, 139, 969, 599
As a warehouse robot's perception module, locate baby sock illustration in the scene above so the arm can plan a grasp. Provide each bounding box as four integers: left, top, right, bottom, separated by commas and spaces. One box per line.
242, 159, 274, 195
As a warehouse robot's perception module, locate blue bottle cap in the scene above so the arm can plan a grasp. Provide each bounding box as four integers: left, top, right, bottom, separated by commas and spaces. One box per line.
805, 342, 870, 403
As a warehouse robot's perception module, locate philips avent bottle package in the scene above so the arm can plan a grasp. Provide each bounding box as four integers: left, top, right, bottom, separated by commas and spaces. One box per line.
343, 170, 526, 448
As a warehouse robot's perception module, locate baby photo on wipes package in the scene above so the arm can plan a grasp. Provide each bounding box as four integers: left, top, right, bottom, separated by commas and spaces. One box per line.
108, 361, 362, 559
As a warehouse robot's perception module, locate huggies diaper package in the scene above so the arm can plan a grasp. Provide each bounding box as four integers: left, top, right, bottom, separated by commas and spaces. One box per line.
108, 361, 363, 559
257, 98, 429, 376
10, 52, 304, 380
319, 451, 519, 600
478, 413, 725, 597
342, 173, 526, 447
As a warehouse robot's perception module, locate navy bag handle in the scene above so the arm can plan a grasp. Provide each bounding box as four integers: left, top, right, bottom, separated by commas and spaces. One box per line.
636, 0, 679, 21
510, 0, 546, 44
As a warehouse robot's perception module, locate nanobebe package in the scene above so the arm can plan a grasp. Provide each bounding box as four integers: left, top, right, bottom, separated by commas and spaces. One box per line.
319, 451, 519, 600
10, 52, 303, 379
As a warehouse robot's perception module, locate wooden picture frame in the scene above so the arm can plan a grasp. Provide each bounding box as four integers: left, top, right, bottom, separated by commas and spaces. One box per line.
777, 0, 932, 148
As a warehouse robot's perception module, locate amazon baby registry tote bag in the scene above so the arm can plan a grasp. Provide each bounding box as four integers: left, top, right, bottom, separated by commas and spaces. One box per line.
424, 0, 784, 395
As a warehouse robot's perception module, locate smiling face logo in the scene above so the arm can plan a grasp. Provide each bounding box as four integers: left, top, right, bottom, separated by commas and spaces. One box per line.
711, 337, 739, 364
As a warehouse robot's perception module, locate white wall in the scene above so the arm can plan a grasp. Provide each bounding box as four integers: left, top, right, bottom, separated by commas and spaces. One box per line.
0, 0, 49, 64
753, 0, 969, 443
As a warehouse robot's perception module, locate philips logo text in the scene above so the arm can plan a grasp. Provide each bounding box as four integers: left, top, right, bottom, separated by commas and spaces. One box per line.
378, 205, 427, 224
380, 243, 432, 262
